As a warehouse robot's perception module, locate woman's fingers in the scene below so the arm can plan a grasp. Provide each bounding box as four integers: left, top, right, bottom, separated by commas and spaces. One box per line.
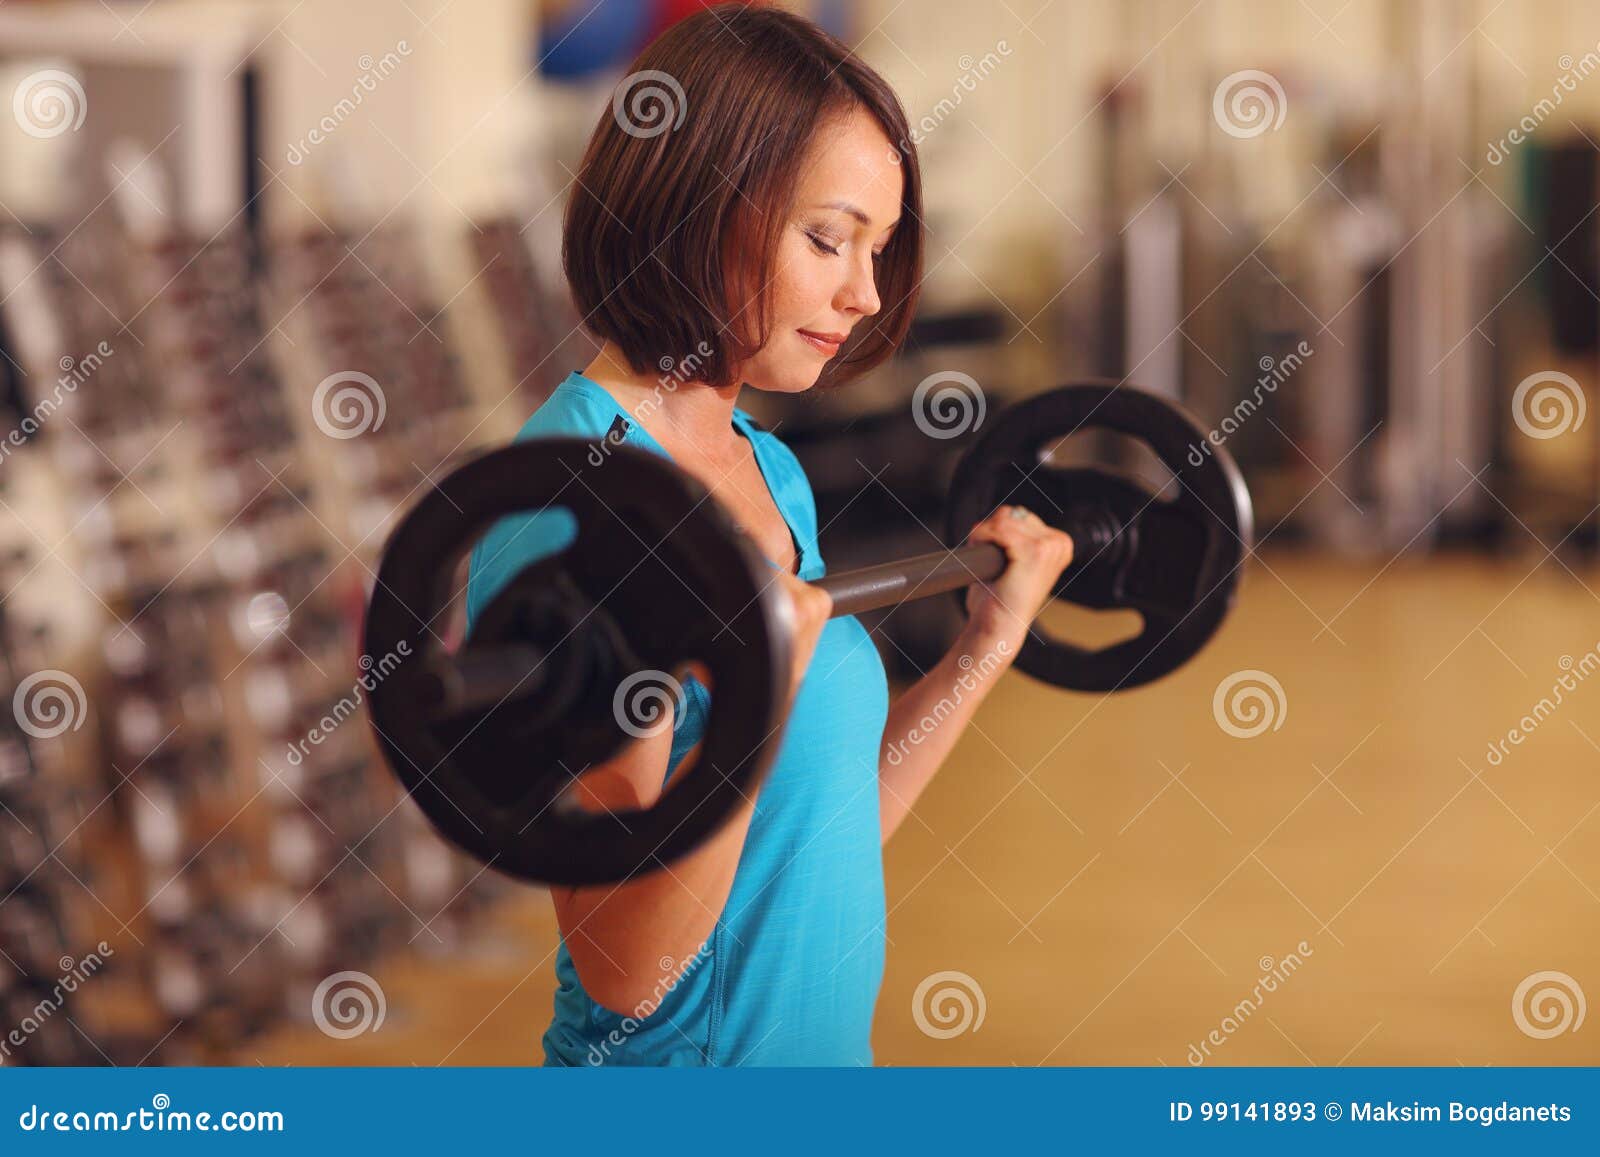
970, 505, 1074, 561
960, 505, 1076, 634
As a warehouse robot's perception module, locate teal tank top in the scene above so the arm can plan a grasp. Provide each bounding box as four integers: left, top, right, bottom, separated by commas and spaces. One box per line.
464, 371, 890, 1066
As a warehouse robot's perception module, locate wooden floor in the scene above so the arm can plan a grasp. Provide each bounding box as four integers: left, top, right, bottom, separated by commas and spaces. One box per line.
250, 551, 1600, 1066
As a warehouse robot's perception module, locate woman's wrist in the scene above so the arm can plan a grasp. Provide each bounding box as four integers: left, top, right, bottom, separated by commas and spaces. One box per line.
951, 615, 1024, 673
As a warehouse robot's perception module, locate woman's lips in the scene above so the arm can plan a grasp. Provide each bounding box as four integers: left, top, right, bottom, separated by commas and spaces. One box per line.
798, 329, 844, 356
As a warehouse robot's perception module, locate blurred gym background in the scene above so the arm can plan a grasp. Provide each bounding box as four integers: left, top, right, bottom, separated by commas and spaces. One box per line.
0, 0, 1596, 1067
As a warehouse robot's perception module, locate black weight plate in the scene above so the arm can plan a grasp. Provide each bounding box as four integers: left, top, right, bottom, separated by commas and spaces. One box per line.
947, 382, 1253, 691
363, 438, 788, 886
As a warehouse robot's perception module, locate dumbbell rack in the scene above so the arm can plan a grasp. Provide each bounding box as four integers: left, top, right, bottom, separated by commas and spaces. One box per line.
267, 223, 518, 946
0, 223, 165, 1063
464, 217, 598, 408
0, 603, 118, 1065
125, 219, 420, 1050
0, 205, 531, 1062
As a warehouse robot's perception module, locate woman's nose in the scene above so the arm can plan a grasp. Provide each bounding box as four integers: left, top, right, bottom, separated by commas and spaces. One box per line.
839, 253, 881, 317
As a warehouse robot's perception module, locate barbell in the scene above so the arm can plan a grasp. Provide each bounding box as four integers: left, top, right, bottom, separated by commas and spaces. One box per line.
362, 382, 1252, 886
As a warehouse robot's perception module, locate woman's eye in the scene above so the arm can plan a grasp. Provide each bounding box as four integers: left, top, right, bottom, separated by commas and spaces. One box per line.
806, 232, 841, 256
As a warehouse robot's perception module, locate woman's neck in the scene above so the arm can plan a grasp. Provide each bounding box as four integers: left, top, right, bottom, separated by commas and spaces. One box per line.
582, 342, 745, 461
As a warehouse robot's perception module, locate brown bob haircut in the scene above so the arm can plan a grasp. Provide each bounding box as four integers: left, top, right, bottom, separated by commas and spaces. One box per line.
562, 2, 924, 389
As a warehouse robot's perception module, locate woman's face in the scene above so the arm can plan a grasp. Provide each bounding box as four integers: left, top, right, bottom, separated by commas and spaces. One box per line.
731, 106, 904, 394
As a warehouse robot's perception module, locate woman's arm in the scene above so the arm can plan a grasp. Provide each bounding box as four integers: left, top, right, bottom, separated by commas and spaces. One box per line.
551, 567, 833, 1017
877, 503, 1075, 844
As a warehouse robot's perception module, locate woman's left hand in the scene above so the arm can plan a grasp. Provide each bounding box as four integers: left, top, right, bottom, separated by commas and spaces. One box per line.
961, 504, 1075, 652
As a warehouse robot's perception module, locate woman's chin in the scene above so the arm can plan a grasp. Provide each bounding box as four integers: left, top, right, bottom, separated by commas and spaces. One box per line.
741, 366, 823, 395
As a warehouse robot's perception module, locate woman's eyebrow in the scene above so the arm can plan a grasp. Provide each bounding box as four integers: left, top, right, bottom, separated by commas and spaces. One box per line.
818, 199, 899, 231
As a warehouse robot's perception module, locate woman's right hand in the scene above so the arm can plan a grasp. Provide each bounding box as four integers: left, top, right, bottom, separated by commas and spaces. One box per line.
772, 567, 832, 702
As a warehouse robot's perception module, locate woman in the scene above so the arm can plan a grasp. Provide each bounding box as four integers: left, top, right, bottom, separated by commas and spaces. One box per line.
465, 3, 1073, 1066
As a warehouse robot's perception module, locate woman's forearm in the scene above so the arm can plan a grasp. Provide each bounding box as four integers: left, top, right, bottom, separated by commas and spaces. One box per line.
557, 673, 812, 1016
557, 771, 759, 1016
552, 729, 744, 1009
877, 626, 1017, 843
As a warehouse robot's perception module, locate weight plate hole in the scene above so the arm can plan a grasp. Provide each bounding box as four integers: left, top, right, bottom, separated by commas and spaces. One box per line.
1037, 429, 1177, 500
1032, 601, 1144, 652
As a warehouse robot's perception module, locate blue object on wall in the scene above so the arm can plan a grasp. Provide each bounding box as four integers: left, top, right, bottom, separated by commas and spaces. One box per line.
537, 0, 653, 78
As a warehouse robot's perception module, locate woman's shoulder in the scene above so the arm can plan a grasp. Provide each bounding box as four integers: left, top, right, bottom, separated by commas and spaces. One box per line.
464, 375, 614, 631
516, 373, 627, 442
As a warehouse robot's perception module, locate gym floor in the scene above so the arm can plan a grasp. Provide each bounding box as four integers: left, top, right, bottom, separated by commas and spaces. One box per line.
250, 550, 1600, 1066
